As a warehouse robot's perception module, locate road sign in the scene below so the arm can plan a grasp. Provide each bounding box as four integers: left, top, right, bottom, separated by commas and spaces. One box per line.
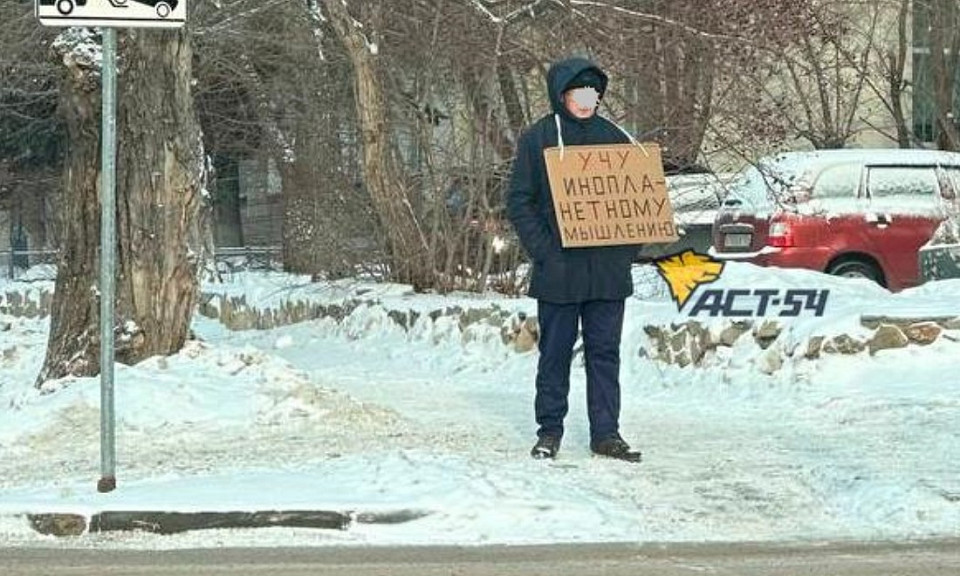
36, 0, 185, 28
37, 0, 187, 493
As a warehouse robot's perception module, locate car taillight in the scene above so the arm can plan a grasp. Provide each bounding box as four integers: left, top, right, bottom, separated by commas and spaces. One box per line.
768, 220, 795, 248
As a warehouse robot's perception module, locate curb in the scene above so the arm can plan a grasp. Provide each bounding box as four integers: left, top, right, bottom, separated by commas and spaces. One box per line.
26, 509, 431, 537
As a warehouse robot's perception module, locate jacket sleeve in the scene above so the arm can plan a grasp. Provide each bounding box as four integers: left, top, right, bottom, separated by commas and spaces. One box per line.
507, 131, 556, 262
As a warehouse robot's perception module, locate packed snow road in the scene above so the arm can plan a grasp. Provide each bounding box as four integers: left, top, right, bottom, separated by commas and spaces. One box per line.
5, 540, 960, 576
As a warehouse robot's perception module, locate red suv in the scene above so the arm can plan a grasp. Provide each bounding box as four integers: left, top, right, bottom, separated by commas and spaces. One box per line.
710, 149, 960, 291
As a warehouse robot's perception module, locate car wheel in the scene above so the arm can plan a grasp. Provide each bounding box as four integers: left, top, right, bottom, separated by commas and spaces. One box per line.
56, 0, 74, 14
156, 2, 171, 17
827, 258, 884, 285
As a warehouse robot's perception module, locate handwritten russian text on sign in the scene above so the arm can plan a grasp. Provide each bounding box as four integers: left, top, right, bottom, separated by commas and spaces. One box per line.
543, 143, 678, 248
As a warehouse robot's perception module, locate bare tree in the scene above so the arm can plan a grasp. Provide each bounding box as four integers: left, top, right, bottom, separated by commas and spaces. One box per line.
0, 2, 63, 255
480, 0, 833, 164
25, 0, 929, 318
868, 0, 914, 148
886, 0, 914, 147
321, 0, 433, 289
387, 0, 536, 292
815, 0, 921, 149
757, 1, 872, 149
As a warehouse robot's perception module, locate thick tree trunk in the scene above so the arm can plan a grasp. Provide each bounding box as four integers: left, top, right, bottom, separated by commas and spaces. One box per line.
324, 0, 433, 290
37, 33, 103, 385
113, 29, 205, 364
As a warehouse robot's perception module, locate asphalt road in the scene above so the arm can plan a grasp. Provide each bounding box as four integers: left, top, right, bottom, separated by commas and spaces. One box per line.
3, 540, 960, 576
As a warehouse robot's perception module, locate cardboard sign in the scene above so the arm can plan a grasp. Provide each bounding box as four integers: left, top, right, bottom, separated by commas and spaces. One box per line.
544, 143, 678, 248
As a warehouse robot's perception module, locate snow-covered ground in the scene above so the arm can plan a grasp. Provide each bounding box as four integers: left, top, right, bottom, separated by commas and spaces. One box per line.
1, 263, 959, 549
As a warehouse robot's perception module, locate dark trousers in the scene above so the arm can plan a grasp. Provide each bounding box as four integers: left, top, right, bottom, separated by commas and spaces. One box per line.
535, 299, 625, 444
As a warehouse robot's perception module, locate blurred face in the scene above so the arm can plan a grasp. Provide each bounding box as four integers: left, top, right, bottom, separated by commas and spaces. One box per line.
564, 87, 599, 119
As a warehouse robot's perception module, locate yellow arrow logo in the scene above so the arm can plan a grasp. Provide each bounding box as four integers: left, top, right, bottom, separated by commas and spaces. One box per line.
653, 249, 725, 309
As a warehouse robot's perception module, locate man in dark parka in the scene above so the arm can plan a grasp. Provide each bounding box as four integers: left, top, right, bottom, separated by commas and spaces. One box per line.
507, 56, 641, 462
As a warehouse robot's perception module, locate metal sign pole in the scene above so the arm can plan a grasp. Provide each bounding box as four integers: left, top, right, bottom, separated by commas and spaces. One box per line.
37, 0, 186, 494
97, 27, 118, 494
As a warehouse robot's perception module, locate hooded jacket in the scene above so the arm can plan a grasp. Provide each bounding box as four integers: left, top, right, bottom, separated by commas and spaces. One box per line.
507, 57, 638, 304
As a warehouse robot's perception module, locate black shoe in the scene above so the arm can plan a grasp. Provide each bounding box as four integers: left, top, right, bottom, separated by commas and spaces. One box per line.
530, 435, 561, 459
591, 434, 642, 463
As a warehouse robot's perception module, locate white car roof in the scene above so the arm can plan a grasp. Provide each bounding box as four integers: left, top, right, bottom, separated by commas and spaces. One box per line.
759, 148, 960, 173
725, 148, 960, 214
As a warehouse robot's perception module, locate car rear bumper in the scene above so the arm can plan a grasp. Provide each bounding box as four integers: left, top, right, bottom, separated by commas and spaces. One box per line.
709, 245, 832, 272
708, 245, 782, 260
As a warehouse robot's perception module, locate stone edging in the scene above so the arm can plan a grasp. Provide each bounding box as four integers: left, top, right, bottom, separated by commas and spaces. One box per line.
643, 315, 960, 373
0, 289, 540, 353
0, 289, 53, 319
200, 293, 539, 353
27, 508, 430, 537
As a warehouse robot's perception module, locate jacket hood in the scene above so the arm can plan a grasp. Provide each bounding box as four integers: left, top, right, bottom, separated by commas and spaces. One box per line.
546, 57, 609, 117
